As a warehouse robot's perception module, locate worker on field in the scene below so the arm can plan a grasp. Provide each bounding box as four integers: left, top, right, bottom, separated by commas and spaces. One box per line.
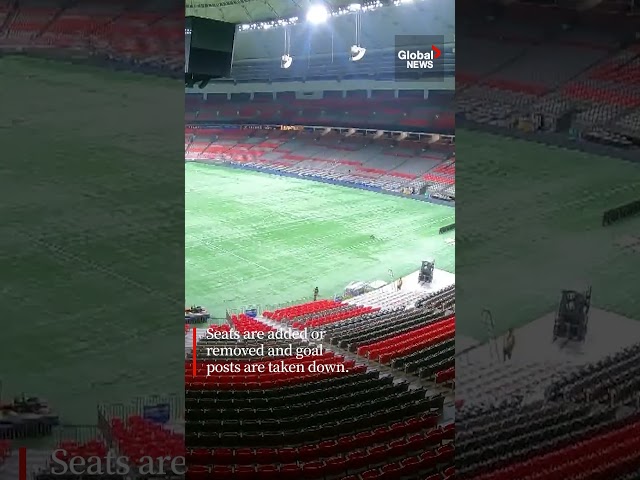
397, 277, 403, 291
503, 328, 515, 361
313, 286, 319, 301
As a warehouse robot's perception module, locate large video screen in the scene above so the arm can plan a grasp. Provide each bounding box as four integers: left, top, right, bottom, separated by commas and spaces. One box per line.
185, 16, 236, 78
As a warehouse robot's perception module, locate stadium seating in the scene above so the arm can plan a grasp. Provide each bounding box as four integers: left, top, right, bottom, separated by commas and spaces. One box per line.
457, 8, 640, 149
546, 343, 640, 407
185, 127, 455, 196
108, 416, 184, 464
0, 0, 181, 75
463, 361, 570, 406
187, 92, 455, 133
185, 289, 455, 479
456, 338, 640, 479
50, 438, 108, 462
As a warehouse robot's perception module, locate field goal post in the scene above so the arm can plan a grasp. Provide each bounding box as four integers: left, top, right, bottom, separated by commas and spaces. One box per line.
481, 309, 500, 362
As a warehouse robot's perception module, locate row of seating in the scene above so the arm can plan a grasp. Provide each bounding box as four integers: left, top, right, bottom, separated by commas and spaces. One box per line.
186, 129, 456, 194
187, 446, 454, 480
546, 343, 640, 407
471, 415, 640, 480
187, 414, 448, 463
458, 398, 622, 478
458, 360, 577, 409
359, 316, 455, 363
187, 96, 454, 133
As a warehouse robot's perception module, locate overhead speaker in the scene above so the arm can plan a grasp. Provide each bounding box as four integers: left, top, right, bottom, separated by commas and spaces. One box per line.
350, 45, 366, 62
281, 54, 293, 69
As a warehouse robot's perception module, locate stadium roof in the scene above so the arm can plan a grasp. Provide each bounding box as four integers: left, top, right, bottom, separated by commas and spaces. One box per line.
186, 0, 356, 24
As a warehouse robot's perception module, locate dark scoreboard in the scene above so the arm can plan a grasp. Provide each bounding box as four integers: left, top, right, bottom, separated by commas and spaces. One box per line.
185, 16, 236, 79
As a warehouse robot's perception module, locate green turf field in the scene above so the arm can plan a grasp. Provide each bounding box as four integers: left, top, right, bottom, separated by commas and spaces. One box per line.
185, 163, 455, 316
0, 56, 183, 423
457, 129, 640, 341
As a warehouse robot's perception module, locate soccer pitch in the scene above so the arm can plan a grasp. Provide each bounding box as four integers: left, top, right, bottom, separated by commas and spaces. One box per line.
457, 129, 640, 340
185, 163, 455, 315
0, 56, 183, 423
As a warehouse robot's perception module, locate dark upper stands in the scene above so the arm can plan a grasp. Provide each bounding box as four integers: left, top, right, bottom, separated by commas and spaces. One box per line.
456, 2, 640, 149
0, 0, 181, 75
186, 90, 455, 134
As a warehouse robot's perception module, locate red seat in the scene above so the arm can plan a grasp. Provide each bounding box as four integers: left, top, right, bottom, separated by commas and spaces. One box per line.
212, 448, 233, 464
426, 428, 444, 447
400, 456, 421, 476
388, 438, 408, 456
420, 451, 438, 470
255, 448, 276, 463
211, 465, 233, 476
442, 422, 455, 440
346, 450, 369, 469
366, 445, 389, 466
234, 447, 254, 464
361, 468, 383, 480
338, 434, 356, 450
407, 432, 427, 451
380, 462, 402, 479
371, 426, 390, 441
302, 460, 325, 479
298, 444, 320, 461
235, 465, 256, 480
436, 443, 454, 463
279, 463, 301, 480
277, 447, 298, 463
256, 464, 279, 480
187, 448, 210, 464
186, 464, 208, 480
325, 456, 348, 475
353, 430, 374, 447
318, 439, 338, 457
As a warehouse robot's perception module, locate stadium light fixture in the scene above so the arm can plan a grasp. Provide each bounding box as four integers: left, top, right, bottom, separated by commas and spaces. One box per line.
306, 5, 329, 24
281, 54, 293, 69
349, 3, 362, 10
350, 45, 366, 61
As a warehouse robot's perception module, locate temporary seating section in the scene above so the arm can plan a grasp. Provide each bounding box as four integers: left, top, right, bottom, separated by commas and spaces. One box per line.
109, 416, 184, 466
51, 439, 108, 462
471, 417, 640, 480
185, 291, 455, 479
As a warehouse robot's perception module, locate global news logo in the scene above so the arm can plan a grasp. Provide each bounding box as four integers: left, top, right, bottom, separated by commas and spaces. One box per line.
397, 45, 441, 69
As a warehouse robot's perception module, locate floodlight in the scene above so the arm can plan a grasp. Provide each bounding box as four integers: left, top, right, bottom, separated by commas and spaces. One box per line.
350, 45, 366, 61
306, 5, 329, 24
349, 3, 362, 10
281, 54, 293, 69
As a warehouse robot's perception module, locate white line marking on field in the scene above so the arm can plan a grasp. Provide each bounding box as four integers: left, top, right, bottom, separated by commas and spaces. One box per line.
199, 240, 270, 271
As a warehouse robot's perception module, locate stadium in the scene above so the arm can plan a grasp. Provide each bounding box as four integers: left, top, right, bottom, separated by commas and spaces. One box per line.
455, 0, 640, 479
0, 0, 185, 478
184, 0, 456, 479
